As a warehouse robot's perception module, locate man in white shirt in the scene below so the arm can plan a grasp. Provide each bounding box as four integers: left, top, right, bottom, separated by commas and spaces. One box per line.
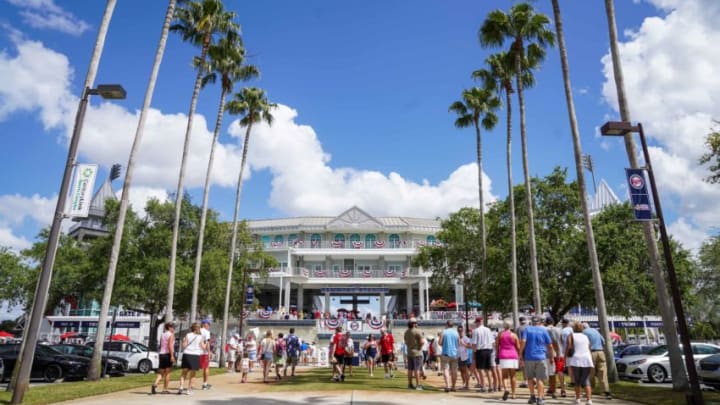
471, 316, 494, 392
227, 333, 239, 372
200, 320, 212, 390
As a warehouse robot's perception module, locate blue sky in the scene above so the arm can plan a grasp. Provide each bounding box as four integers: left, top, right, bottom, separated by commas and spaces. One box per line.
0, 0, 718, 262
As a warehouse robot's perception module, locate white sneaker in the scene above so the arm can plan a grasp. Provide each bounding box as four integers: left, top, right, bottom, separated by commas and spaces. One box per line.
586, 401, 593, 405
384, 373, 389, 379
573, 399, 581, 405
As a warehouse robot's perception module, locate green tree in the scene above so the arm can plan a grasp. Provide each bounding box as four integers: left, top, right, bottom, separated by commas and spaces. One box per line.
691, 235, 720, 336
167, 0, 239, 323
699, 121, 720, 184
0, 247, 32, 309
190, 32, 259, 324
479, 2, 555, 313
222, 87, 276, 359
448, 86, 500, 313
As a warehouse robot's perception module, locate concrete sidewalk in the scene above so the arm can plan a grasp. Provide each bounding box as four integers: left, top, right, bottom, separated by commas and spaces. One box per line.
61, 369, 638, 405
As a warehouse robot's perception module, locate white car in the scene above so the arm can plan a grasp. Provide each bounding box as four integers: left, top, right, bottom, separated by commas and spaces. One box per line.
91, 341, 159, 373
616, 343, 720, 383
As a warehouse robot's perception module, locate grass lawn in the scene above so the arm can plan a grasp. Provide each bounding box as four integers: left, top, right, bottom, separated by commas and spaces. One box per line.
262, 366, 436, 393
0, 368, 223, 405
610, 380, 720, 405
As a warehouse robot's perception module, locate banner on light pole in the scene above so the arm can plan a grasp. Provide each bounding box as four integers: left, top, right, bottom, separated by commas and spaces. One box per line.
245, 285, 254, 305
67, 164, 98, 218
625, 168, 652, 221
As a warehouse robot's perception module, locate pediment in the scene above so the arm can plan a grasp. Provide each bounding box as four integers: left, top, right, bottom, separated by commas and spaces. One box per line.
326, 206, 383, 230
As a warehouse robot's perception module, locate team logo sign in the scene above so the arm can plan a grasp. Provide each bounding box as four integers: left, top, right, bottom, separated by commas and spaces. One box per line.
349, 321, 361, 331
629, 174, 645, 190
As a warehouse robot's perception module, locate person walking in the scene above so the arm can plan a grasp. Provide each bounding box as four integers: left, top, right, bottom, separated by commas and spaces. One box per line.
544, 317, 562, 399
200, 320, 212, 390
439, 319, 459, 392
517, 316, 530, 389
344, 331, 355, 377
496, 320, 520, 401
583, 323, 613, 400
259, 330, 275, 383
152, 322, 175, 395
566, 322, 594, 405
472, 316, 494, 392
364, 334, 378, 376
245, 333, 257, 373
403, 317, 425, 390
178, 322, 207, 395
226, 333, 238, 372
330, 326, 347, 382
520, 315, 554, 405
284, 327, 301, 377
560, 318, 573, 396
457, 324, 472, 390
274, 332, 286, 380
379, 327, 395, 379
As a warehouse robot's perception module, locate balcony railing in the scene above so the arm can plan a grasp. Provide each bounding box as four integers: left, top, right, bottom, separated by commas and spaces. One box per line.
263, 239, 442, 250
293, 267, 420, 278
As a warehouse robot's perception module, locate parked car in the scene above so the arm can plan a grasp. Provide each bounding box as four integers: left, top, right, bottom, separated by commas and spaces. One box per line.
614, 344, 657, 362
0, 344, 89, 382
86, 340, 159, 373
0, 356, 4, 381
51, 344, 127, 376
616, 343, 720, 383
699, 353, 720, 391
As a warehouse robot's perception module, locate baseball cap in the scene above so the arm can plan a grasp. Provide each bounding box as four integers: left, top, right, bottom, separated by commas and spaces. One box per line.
531, 315, 543, 324
409, 317, 417, 323
201, 319, 211, 325
545, 316, 554, 325
474, 316, 483, 323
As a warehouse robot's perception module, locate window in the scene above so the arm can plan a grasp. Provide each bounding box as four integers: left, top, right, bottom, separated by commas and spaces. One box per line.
334, 234, 345, 242
426, 235, 436, 245
288, 233, 298, 245
365, 234, 376, 248
261, 235, 271, 248
389, 234, 400, 248
311, 233, 322, 248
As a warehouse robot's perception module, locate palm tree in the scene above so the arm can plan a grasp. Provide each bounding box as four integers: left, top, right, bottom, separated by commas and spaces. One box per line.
479, 2, 555, 314
550, 0, 617, 381
221, 87, 276, 359
189, 34, 259, 327
603, 0, 687, 390
449, 87, 500, 314
166, 0, 238, 323
472, 51, 526, 328
88, 0, 177, 381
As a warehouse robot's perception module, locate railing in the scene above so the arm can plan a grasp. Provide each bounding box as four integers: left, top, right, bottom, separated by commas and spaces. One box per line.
293, 267, 420, 278
263, 240, 442, 250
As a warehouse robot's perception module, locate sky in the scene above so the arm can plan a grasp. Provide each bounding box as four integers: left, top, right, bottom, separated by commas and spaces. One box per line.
0, 0, 718, 267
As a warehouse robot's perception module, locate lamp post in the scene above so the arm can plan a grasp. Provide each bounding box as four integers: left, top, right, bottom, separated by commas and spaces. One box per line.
11, 84, 126, 404
601, 121, 704, 405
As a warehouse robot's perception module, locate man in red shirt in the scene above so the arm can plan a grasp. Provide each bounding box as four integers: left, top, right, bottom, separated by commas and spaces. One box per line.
329, 326, 347, 382
379, 327, 395, 379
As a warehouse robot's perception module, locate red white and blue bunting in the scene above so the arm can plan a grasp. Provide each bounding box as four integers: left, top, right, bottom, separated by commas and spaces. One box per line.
367, 319, 385, 330
291, 240, 304, 247
374, 240, 385, 248
313, 269, 327, 277
257, 309, 272, 319
362, 269, 373, 278
351, 241, 363, 249
271, 241, 283, 248
241, 309, 250, 318
325, 318, 342, 330
331, 241, 344, 248
301, 268, 309, 277
339, 268, 352, 278
384, 269, 396, 277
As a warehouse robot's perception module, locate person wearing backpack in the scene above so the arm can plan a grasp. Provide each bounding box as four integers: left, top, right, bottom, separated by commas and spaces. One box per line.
284, 327, 300, 377
274, 332, 286, 380
344, 331, 355, 377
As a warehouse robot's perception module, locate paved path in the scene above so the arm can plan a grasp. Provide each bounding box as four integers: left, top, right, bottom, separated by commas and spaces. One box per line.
62, 368, 639, 405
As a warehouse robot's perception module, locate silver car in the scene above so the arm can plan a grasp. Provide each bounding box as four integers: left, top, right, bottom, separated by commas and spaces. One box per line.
699, 353, 720, 391
91, 341, 159, 373
616, 343, 720, 383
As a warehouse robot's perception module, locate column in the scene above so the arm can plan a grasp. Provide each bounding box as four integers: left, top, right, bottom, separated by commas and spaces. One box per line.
284, 280, 292, 312
297, 285, 304, 313
380, 292, 386, 317
324, 291, 330, 315
406, 285, 412, 316
419, 280, 426, 318
278, 276, 283, 311
454, 280, 463, 311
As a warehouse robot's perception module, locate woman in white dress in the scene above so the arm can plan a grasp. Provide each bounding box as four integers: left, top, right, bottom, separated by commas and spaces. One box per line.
565, 322, 594, 405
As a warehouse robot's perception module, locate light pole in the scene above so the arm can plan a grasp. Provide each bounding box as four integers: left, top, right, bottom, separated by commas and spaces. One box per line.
601, 121, 704, 405
11, 84, 126, 404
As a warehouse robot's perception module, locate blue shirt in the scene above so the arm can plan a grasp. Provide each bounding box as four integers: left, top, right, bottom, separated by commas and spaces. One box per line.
583, 327, 605, 351
521, 325, 552, 361
441, 327, 459, 357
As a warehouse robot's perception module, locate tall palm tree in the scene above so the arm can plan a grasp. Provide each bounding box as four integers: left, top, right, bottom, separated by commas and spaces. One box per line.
603, 0, 687, 390
449, 87, 500, 314
479, 2, 555, 314
221, 87, 276, 359
88, 0, 177, 381
550, 0, 617, 382
189, 34, 259, 326
472, 51, 526, 328
166, 0, 238, 322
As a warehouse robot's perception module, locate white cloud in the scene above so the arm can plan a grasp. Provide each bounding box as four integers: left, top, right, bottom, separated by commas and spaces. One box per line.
601, 0, 720, 251
6, 0, 90, 36
667, 217, 707, 253
0, 226, 32, 251
0, 193, 56, 226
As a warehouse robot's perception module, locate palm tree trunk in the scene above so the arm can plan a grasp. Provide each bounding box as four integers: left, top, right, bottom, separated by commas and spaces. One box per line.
514, 49, 542, 314
552, 0, 617, 382
505, 88, 519, 329
167, 35, 212, 323
221, 120, 254, 371
88, 0, 175, 381
190, 88, 229, 325
604, 0, 687, 390
474, 121, 487, 318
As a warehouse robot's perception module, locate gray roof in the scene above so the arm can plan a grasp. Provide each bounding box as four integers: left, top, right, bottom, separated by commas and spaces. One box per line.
589, 179, 621, 215
88, 178, 116, 218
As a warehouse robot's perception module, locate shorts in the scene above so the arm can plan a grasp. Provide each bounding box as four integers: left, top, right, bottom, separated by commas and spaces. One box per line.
459, 358, 468, 370
262, 352, 273, 361
334, 354, 345, 364
407, 355, 423, 371
274, 354, 285, 365
228, 350, 237, 362
366, 348, 377, 359
555, 356, 565, 374
199, 354, 210, 369
286, 355, 299, 365
441, 355, 459, 373
344, 356, 353, 366
248, 350, 257, 361
181, 353, 201, 371
499, 359, 519, 369
158, 353, 173, 369
524, 360, 548, 381
572, 366, 592, 387
475, 349, 493, 370
381, 354, 393, 364
546, 358, 556, 376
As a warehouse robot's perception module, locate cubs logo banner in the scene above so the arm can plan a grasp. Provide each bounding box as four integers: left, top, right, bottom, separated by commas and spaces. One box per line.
625, 168, 653, 221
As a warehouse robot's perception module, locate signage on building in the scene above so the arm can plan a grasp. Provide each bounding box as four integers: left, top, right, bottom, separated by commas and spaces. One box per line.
625, 168, 652, 221
246, 285, 254, 305
67, 164, 98, 218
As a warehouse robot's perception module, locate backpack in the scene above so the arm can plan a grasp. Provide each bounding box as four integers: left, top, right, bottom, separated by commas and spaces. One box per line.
286, 335, 300, 357
275, 340, 285, 356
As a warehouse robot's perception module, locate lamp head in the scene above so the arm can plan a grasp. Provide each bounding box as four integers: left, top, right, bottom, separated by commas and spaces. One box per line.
600, 121, 637, 136
89, 84, 126, 100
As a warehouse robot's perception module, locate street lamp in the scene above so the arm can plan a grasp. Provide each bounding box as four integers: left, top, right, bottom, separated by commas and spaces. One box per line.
601, 121, 704, 405
12, 84, 126, 404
